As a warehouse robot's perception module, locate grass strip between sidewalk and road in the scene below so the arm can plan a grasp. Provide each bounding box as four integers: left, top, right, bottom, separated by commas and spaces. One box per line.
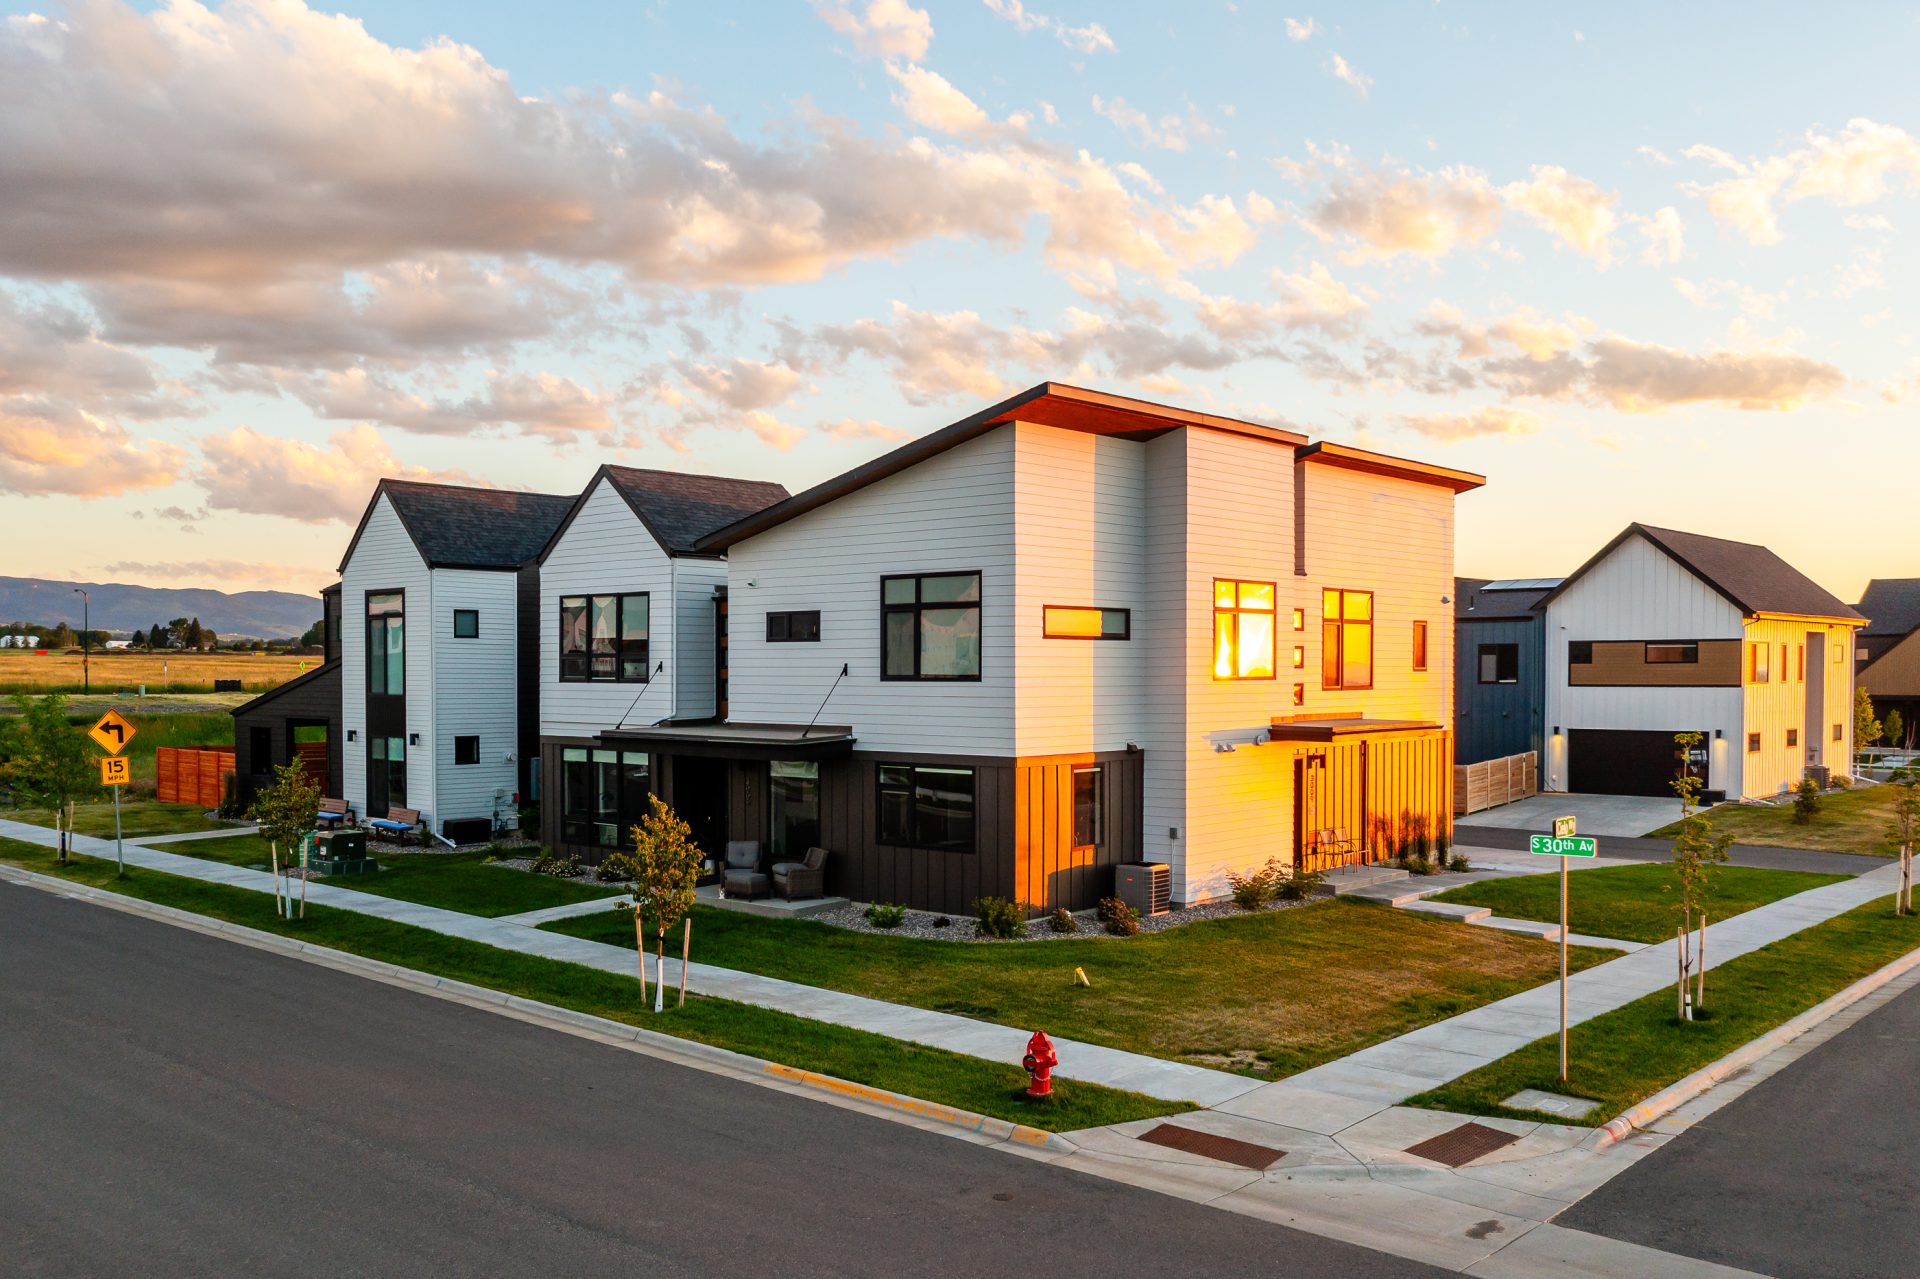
1646, 785, 1903, 858
1408, 894, 1920, 1125
0, 837, 1185, 1132
1430, 863, 1847, 945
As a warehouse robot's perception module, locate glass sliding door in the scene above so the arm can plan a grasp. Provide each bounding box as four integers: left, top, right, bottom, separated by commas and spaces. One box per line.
769, 760, 820, 860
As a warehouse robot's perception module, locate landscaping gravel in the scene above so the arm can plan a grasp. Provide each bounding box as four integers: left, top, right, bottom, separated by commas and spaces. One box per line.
805, 892, 1322, 943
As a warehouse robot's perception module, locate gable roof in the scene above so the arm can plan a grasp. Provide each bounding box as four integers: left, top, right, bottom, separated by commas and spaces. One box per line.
1856, 579, 1920, 637
338, 480, 575, 573
1538, 523, 1864, 624
1455, 576, 1558, 620
539, 465, 790, 562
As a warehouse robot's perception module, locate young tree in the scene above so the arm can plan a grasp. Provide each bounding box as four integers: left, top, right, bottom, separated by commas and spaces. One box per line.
1, 693, 99, 865
1886, 709, 1907, 753
1669, 731, 1731, 1019
1888, 766, 1920, 916
249, 759, 322, 919
628, 795, 705, 1012
1856, 687, 1883, 758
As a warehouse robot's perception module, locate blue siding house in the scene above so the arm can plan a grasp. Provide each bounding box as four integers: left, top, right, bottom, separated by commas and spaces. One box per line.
1454, 577, 1557, 765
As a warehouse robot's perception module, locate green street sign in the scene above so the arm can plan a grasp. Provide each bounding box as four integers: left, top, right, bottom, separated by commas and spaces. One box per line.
1530, 834, 1599, 858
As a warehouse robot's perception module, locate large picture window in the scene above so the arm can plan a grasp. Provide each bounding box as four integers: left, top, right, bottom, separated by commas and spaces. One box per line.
560, 593, 649, 682
881, 573, 981, 680
1321, 589, 1373, 689
560, 747, 650, 847
1212, 580, 1276, 680
367, 591, 404, 695
876, 764, 976, 851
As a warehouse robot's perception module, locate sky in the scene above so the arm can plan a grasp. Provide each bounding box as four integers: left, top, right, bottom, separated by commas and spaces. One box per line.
1, 0, 1915, 605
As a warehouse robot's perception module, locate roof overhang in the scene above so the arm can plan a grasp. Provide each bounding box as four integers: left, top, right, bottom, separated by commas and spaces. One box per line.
1295, 441, 1486, 494
596, 722, 857, 760
1267, 716, 1444, 743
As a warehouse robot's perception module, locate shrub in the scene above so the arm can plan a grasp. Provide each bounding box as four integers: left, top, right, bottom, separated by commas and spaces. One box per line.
1099, 896, 1140, 936
415, 824, 434, 848
1446, 853, 1472, 873
1049, 906, 1079, 933
931, 915, 953, 929
1400, 851, 1434, 876
1274, 863, 1325, 901
482, 840, 514, 863
865, 901, 907, 929
529, 848, 581, 878
1793, 776, 1821, 825
1225, 857, 1286, 910
596, 851, 640, 882
973, 895, 1027, 939
216, 771, 246, 819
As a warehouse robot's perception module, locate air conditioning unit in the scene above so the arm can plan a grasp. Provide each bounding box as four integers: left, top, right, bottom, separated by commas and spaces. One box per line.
1115, 862, 1171, 917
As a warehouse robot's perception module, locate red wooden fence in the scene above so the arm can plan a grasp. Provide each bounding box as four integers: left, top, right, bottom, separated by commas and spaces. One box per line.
156, 746, 235, 808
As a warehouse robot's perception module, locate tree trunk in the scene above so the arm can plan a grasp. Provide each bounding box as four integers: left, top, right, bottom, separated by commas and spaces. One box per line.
1696, 912, 1708, 1013
270, 841, 281, 917
679, 916, 691, 1009
1677, 925, 1688, 1021
1904, 846, 1914, 916
633, 910, 648, 1006
653, 934, 666, 1014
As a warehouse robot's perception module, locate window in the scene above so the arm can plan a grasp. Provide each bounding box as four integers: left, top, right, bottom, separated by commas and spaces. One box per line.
882, 572, 981, 680
766, 610, 822, 643
1320, 589, 1373, 689
1749, 642, 1769, 683
367, 591, 403, 695
1291, 608, 1306, 631
1291, 683, 1305, 706
1780, 644, 1788, 682
248, 726, 272, 769
876, 764, 976, 851
1834, 722, 1844, 741
1747, 732, 1761, 753
454, 735, 479, 766
452, 609, 479, 639
1291, 645, 1306, 669
1796, 645, 1804, 681
370, 735, 406, 808
1213, 580, 1277, 680
560, 747, 650, 847
1042, 606, 1130, 640
1478, 643, 1519, 685
1786, 728, 1799, 748
1645, 642, 1698, 664
1072, 765, 1104, 849
1569, 640, 1593, 665
769, 760, 821, 859
559, 594, 649, 682
1412, 620, 1429, 672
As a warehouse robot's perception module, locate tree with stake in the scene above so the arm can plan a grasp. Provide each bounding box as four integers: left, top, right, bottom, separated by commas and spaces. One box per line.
1668, 731, 1731, 1020
1, 693, 98, 866
1888, 766, 1920, 917
249, 759, 322, 920
628, 795, 703, 1012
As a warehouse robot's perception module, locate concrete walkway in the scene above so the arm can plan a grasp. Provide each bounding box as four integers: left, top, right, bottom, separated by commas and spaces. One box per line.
128, 825, 259, 846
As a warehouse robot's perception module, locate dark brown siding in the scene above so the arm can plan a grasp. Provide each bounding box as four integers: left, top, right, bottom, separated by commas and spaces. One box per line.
1569, 639, 1740, 687
231, 661, 342, 805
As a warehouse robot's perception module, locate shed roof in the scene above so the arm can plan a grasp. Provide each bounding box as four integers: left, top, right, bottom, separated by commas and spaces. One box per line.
1538, 524, 1863, 624
1856, 579, 1920, 637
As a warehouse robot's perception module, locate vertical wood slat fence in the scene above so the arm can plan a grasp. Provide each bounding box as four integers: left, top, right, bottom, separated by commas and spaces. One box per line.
1453, 751, 1538, 815
155, 746, 236, 808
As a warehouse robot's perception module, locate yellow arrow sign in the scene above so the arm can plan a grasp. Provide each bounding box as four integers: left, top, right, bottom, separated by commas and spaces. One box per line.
99, 755, 131, 786
88, 708, 136, 755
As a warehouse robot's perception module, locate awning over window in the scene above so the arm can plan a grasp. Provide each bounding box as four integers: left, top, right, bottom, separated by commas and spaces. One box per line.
597, 721, 857, 760
1266, 716, 1442, 743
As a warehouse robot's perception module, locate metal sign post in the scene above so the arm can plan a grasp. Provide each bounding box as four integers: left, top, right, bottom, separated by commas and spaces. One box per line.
91, 712, 137, 879
1531, 818, 1597, 1082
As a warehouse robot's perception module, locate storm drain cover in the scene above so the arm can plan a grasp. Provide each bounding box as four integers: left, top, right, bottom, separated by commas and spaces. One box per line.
1137, 1124, 1285, 1170
1404, 1122, 1521, 1167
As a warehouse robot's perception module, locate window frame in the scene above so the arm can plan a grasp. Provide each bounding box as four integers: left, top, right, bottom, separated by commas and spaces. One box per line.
1569, 640, 1594, 665
366, 589, 405, 697
453, 735, 480, 766
880, 571, 983, 682
1412, 619, 1429, 672
558, 592, 650, 683
765, 610, 822, 643
1320, 588, 1375, 691
1644, 641, 1699, 664
1041, 605, 1131, 641
559, 746, 651, 848
1478, 642, 1520, 685
1071, 764, 1105, 851
874, 763, 978, 852
1747, 732, 1762, 753
452, 608, 479, 639
1749, 641, 1770, 684
1786, 728, 1799, 748
1212, 578, 1278, 682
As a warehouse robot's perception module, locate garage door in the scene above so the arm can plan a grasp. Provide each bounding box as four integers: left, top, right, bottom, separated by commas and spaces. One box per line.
1568, 729, 1704, 797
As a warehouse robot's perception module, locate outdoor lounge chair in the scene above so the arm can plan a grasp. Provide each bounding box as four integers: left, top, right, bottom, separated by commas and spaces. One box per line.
366, 806, 421, 838
772, 846, 829, 900
720, 840, 769, 899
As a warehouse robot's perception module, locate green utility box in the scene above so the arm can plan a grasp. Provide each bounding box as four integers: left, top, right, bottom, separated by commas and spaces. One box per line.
309, 829, 379, 876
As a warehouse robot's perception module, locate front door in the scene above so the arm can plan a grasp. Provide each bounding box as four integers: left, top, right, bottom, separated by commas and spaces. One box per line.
1291, 753, 1328, 868
672, 755, 729, 859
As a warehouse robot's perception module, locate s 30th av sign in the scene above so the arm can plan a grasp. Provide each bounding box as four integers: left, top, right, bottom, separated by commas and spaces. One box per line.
1529, 834, 1599, 858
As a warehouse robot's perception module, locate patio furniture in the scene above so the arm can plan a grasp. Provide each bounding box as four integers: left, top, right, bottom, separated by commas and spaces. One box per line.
367, 806, 422, 838
772, 846, 830, 900
315, 797, 352, 828
721, 840, 769, 899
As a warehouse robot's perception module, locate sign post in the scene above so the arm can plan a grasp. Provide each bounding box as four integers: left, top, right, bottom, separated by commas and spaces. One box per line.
1530, 818, 1598, 1081
90, 711, 137, 878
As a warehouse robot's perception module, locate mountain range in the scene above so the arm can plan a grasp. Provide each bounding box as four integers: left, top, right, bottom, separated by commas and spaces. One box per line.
0, 576, 323, 640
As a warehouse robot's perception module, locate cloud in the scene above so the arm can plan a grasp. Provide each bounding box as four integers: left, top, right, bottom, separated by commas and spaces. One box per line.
1284, 17, 1319, 40
1833, 249, 1885, 298
1680, 146, 1795, 245
1683, 119, 1920, 245
1185, 262, 1371, 341
1575, 338, 1845, 412
271, 366, 620, 442
815, 0, 933, 61
648, 357, 811, 451
675, 358, 805, 412
1670, 278, 1784, 320
1630, 206, 1686, 263
886, 64, 1024, 139
980, 0, 1114, 54
1416, 302, 1587, 362
1500, 165, 1619, 262
193, 424, 484, 523
100, 559, 332, 593
1304, 163, 1503, 262
1092, 96, 1219, 152
0, 400, 184, 498
1396, 406, 1540, 441
1845, 213, 1894, 232
820, 417, 916, 443
795, 301, 1045, 403
1327, 53, 1372, 99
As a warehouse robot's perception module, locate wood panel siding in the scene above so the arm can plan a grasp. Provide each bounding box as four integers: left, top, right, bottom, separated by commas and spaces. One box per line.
1454, 751, 1538, 815
1011, 750, 1144, 914
1567, 639, 1740, 687
1283, 730, 1453, 863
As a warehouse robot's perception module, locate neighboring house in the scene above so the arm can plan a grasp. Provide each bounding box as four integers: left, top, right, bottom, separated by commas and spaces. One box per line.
564, 383, 1479, 914
338, 480, 575, 836
231, 583, 342, 805
534, 465, 790, 862
1453, 576, 1558, 766
1854, 578, 1920, 742
1539, 524, 1864, 799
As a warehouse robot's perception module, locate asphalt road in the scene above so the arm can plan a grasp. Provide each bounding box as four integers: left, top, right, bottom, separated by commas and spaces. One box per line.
1562, 976, 1920, 1277
0, 880, 1441, 1278
1453, 823, 1887, 876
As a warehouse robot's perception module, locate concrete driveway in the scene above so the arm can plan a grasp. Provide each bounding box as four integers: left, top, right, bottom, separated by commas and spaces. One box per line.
1454, 792, 1682, 838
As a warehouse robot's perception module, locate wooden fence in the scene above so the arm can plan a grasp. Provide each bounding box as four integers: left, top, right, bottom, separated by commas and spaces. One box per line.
1453, 751, 1538, 815
156, 746, 235, 808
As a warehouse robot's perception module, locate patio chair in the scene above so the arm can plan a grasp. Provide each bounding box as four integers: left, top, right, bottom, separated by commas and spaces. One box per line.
367, 806, 421, 838
772, 846, 830, 900
721, 840, 769, 899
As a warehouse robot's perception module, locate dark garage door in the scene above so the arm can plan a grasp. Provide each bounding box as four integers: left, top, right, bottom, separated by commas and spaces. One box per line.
1568, 729, 1703, 797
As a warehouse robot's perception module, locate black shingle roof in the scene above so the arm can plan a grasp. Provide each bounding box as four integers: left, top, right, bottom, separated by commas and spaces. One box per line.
1856, 579, 1920, 637
343, 480, 575, 571
1541, 524, 1863, 623
601, 466, 789, 556
1454, 577, 1555, 620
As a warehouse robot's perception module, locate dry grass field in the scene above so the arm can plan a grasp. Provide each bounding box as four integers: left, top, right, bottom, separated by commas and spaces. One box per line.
0, 650, 313, 694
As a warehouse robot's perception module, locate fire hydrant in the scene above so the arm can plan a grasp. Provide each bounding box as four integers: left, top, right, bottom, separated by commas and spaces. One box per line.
1022, 1030, 1057, 1098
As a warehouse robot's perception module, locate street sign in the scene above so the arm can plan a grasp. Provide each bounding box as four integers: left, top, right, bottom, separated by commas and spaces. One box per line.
1529, 834, 1599, 857
88, 709, 136, 755
99, 755, 131, 786
1553, 815, 1577, 839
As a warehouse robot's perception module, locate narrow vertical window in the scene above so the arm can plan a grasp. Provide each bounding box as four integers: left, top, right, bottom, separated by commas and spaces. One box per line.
1071, 764, 1104, 850
1412, 620, 1428, 672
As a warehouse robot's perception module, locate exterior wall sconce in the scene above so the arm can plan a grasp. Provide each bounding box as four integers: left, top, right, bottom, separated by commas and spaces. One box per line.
408, 733, 421, 746
1552, 726, 1560, 735
1214, 741, 1236, 753
1714, 728, 1723, 738
346, 729, 356, 741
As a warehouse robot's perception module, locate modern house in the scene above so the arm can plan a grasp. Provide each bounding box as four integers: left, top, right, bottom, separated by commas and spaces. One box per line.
533, 465, 790, 860
1453, 576, 1557, 766
1855, 578, 1920, 742
337, 479, 576, 838
548, 384, 1479, 913
1539, 524, 1864, 799
231, 582, 342, 804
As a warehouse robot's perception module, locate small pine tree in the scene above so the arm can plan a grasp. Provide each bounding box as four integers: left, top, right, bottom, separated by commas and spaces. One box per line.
1793, 776, 1821, 825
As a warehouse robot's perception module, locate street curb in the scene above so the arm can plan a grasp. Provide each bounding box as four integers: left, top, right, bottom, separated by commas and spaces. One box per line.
0, 863, 1080, 1157
1594, 933, 1920, 1147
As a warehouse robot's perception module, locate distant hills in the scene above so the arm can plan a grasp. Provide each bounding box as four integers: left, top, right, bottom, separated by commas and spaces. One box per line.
0, 576, 323, 640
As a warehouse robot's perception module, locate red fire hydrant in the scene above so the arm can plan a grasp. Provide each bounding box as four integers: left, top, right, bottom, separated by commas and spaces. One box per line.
1022, 1030, 1057, 1098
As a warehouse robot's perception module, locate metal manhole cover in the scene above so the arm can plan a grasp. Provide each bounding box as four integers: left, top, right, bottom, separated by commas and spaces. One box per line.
1137, 1124, 1285, 1170
1404, 1121, 1521, 1167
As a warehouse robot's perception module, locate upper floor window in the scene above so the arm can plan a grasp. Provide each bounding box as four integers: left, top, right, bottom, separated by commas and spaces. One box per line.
368, 591, 403, 695
560, 593, 649, 682
453, 608, 479, 639
1478, 643, 1519, 685
766, 610, 821, 643
1213, 580, 1276, 680
1749, 641, 1770, 684
1321, 589, 1373, 690
1569, 640, 1594, 664
1645, 642, 1698, 664
882, 572, 981, 681
1412, 620, 1429, 671
1043, 606, 1130, 640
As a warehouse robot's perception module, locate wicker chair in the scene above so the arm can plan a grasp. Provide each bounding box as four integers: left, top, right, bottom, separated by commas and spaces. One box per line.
721, 840, 769, 899
772, 846, 830, 900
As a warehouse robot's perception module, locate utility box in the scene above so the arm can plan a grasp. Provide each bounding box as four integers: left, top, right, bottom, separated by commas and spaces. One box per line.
311, 829, 377, 876
1114, 862, 1171, 917
442, 817, 493, 847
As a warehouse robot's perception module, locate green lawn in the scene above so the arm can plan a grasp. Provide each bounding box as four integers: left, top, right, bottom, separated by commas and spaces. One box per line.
1429, 863, 1847, 944
6, 799, 227, 838
547, 898, 1612, 1078
1647, 785, 1904, 858
0, 837, 1180, 1132
1410, 895, 1920, 1125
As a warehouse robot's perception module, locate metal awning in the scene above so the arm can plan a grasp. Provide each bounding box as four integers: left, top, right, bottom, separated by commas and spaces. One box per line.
1266, 717, 1442, 743
596, 721, 857, 760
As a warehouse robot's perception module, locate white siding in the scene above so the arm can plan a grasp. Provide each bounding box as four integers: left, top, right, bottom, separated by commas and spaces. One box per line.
675, 558, 728, 720
431, 569, 520, 823
339, 495, 433, 819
